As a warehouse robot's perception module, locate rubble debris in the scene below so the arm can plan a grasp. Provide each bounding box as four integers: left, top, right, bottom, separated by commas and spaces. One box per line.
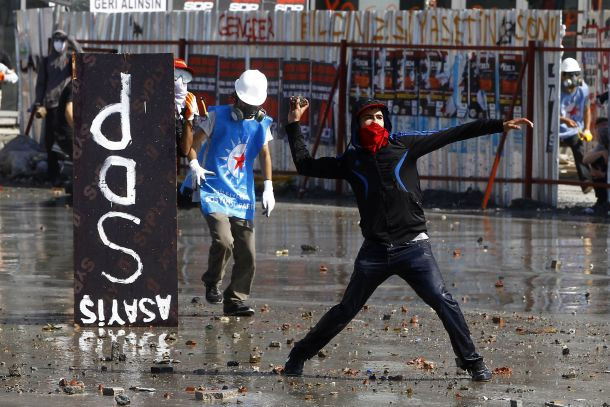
195, 389, 238, 401
129, 386, 156, 392
549, 260, 561, 271
186, 340, 197, 346
227, 361, 240, 367
510, 400, 523, 407
269, 341, 281, 348
492, 367, 513, 376
544, 401, 566, 407
249, 354, 261, 363
516, 326, 558, 335
317, 350, 328, 358
42, 323, 62, 331
342, 368, 360, 376
492, 316, 506, 327
561, 370, 577, 379
63, 380, 85, 394
151, 366, 174, 374
407, 357, 436, 370
103, 387, 124, 396
562, 346, 569, 355
115, 394, 131, 405
8, 364, 22, 377
301, 244, 318, 252
154, 358, 180, 364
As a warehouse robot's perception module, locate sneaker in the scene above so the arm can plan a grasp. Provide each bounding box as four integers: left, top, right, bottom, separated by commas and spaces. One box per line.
464, 359, 492, 382
223, 301, 255, 317
205, 285, 223, 304
284, 352, 305, 377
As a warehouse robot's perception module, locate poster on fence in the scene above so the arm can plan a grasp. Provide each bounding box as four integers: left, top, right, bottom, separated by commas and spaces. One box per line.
392, 50, 419, 129
581, 24, 599, 102
188, 54, 218, 106
311, 62, 337, 146
251, 58, 280, 135
460, 52, 496, 120
280, 60, 311, 140
498, 53, 523, 119
350, 49, 373, 101
72, 53, 178, 327
419, 51, 451, 118
373, 49, 396, 102
218, 57, 246, 104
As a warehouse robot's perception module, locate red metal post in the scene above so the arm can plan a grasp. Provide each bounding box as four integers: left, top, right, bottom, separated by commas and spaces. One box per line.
481, 47, 529, 209
336, 39, 347, 194
524, 40, 536, 199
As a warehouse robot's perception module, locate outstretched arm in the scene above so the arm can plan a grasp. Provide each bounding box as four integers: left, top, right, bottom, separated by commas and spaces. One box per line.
403, 118, 532, 158
286, 97, 346, 179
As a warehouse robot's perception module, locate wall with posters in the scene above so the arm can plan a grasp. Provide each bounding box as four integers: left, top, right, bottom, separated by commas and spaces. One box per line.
16, 8, 561, 205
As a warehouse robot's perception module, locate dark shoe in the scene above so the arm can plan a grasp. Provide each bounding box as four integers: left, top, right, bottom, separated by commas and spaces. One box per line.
461, 359, 492, 382
284, 352, 305, 377
205, 285, 223, 304
223, 301, 255, 316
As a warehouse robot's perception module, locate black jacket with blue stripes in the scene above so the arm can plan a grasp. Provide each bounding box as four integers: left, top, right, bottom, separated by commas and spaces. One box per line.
286, 119, 504, 244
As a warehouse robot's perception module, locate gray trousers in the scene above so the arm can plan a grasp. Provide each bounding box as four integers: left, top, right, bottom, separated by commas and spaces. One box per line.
202, 212, 256, 303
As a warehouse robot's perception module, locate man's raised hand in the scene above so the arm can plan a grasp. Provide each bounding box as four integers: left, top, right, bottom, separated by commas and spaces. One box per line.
503, 118, 533, 132
288, 96, 309, 124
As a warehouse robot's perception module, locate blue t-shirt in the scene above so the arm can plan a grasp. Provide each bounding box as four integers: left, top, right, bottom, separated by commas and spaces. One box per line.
559, 83, 589, 139
197, 105, 273, 220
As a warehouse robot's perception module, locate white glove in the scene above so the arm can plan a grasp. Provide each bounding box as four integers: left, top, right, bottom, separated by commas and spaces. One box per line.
262, 180, 275, 217
189, 159, 215, 189
0, 63, 18, 84
2, 71, 18, 84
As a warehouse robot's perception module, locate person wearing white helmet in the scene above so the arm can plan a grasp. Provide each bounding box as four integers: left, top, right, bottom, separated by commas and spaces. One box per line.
186, 69, 275, 316
559, 57, 593, 193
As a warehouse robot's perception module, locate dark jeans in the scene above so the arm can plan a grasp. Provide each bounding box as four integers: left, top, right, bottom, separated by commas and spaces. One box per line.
593, 177, 608, 205
44, 106, 73, 182
291, 239, 482, 367
560, 134, 592, 191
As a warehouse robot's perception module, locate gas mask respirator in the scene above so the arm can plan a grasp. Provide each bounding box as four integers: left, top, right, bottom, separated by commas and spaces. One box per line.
562, 72, 583, 91
231, 99, 266, 122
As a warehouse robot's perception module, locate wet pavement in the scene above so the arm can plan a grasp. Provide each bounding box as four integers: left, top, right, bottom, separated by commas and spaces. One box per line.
0, 187, 609, 406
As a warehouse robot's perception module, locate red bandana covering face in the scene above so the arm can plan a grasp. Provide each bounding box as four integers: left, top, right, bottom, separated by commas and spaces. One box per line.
358, 122, 389, 154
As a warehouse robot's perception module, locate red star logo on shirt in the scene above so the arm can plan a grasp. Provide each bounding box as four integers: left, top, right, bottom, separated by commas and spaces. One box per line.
234, 153, 245, 170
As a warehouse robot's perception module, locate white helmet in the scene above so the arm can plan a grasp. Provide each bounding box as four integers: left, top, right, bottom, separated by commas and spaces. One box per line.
561, 58, 581, 73
235, 70, 267, 106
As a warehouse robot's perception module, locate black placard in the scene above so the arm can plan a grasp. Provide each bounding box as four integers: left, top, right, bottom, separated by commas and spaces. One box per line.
73, 53, 178, 327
